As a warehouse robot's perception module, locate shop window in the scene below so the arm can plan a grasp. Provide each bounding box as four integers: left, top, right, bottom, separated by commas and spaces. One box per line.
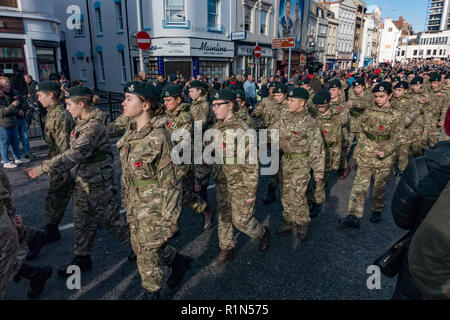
36, 47, 57, 81
0, 47, 23, 59
199, 61, 226, 83
115, 0, 124, 31
146, 61, 159, 82
0, 0, 17, 8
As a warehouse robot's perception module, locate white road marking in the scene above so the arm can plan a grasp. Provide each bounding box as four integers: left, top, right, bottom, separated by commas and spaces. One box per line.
59, 223, 74, 231
207, 184, 216, 190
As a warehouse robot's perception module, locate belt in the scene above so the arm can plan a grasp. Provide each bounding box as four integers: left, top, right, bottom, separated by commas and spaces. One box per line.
350, 109, 364, 117
283, 152, 309, 160
365, 132, 391, 142
324, 142, 334, 148
129, 178, 158, 188
223, 156, 239, 164
82, 152, 111, 164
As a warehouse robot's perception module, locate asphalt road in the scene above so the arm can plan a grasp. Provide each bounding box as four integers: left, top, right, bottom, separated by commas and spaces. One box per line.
4, 141, 404, 300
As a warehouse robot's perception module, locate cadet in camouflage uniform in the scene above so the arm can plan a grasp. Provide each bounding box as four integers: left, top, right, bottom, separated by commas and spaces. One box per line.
188, 80, 214, 202
234, 90, 253, 127
343, 82, 405, 227
24, 86, 131, 276
346, 78, 370, 161
0, 167, 52, 299
328, 79, 351, 180
258, 84, 290, 205
426, 72, 449, 148
36, 81, 76, 244
197, 89, 269, 267
409, 76, 431, 150
162, 85, 214, 231
298, 78, 316, 117
118, 82, 191, 300
308, 90, 344, 218
269, 88, 325, 242
107, 113, 132, 138
251, 81, 278, 129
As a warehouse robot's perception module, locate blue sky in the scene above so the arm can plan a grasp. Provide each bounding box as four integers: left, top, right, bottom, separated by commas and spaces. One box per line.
365, 0, 429, 32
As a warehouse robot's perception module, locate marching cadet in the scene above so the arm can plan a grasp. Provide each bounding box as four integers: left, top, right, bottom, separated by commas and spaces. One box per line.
0, 167, 52, 299
426, 72, 449, 148
297, 78, 316, 116
252, 81, 278, 129
188, 80, 214, 202
107, 113, 132, 138
118, 82, 191, 300
162, 85, 214, 232
234, 90, 253, 127
409, 76, 431, 150
347, 77, 370, 162
309, 90, 344, 218
196, 89, 270, 267
269, 87, 325, 241
328, 79, 351, 180
35, 81, 76, 244
343, 82, 404, 227
391, 81, 421, 175
261, 83, 290, 205
371, 76, 382, 89
23, 85, 131, 276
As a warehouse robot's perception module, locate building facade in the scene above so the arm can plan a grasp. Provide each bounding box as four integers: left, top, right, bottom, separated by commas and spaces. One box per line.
359, 6, 381, 68
330, 0, 357, 70
378, 18, 401, 65
426, 0, 450, 31
352, 0, 366, 69
0, 0, 62, 93
318, 1, 338, 71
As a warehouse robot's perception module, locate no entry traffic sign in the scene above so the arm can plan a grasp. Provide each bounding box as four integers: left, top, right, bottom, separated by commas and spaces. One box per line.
254, 45, 261, 58
136, 31, 151, 50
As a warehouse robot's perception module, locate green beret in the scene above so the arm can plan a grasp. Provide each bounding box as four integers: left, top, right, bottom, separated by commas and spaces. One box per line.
161, 85, 182, 98
268, 81, 280, 89
407, 71, 416, 76
287, 87, 309, 100
372, 77, 382, 84
429, 72, 441, 82
234, 90, 246, 100
372, 82, 392, 93
273, 83, 288, 94
393, 76, 401, 82
64, 85, 92, 99
410, 76, 423, 85
188, 80, 204, 89
352, 78, 365, 87
210, 89, 236, 102
312, 90, 331, 105
446, 73, 450, 79
124, 81, 159, 100
202, 82, 209, 91
36, 81, 60, 93
328, 79, 342, 88
394, 81, 409, 90
298, 78, 310, 85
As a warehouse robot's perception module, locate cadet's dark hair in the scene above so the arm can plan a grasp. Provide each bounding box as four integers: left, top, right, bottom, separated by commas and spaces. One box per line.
137, 95, 164, 117
69, 95, 100, 108
41, 90, 61, 103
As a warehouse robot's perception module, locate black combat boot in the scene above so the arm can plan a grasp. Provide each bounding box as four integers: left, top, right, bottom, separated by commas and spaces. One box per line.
140, 289, 161, 300
298, 224, 309, 242
201, 205, 214, 231
259, 227, 270, 252
341, 214, 360, 228
57, 255, 92, 277
211, 249, 233, 268
310, 203, 323, 218
199, 185, 208, 202
44, 224, 61, 244
275, 223, 297, 235
370, 212, 382, 223
128, 250, 137, 262
167, 254, 193, 288
17, 263, 53, 299
26, 230, 46, 261
262, 185, 276, 205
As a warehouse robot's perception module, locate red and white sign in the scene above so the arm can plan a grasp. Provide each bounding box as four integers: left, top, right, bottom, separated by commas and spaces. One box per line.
136, 31, 151, 50
254, 45, 261, 58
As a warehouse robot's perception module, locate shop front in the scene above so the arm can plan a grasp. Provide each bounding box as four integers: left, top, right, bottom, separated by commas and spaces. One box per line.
235, 44, 274, 78
337, 53, 353, 70
33, 40, 59, 82
326, 59, 337, 71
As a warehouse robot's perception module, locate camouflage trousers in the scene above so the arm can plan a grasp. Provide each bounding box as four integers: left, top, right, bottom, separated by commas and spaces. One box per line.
347, 165, 392, 218
310, 145, 341, 204
280, 159, 311, 226
268, 152, 281, 188
0, 213, 20, 298
345, 132, 359, 158
129, 219, 177, 292
396, 143, 410, 171
73, 173, 130, 256
339, 130, 351, 170
17, 225, 36, 246
45, 173, 75, 226
195, 163, 211, 187
216, 179, 265, 251
182, 167, 207, 215
427, 127, 441, 149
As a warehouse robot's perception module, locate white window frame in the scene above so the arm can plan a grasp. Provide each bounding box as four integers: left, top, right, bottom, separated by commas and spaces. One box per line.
115, 1, 124, 31
207, 0, 219, 27
260, 9, 268, 35
164, 0, 187, 25
244, 5, 253, 33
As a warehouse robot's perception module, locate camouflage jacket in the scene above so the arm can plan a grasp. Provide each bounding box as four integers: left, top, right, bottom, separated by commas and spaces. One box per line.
269, 108, 325, 180
117, 117, 179, 236
165, 103, 192, 140
306, 89, 317, 117
253, 96, 275, 127
410, 89, 432, 117
190, 97, 212, 131
329, 97, 350, 130
200, 115, 259, 198
36, 108, 113, 179
265, 100, 290, 128
347, 89, 371, 133
235, 106, 253, 128
0, 167, 15, 219
429, 87, 449, 128
108, 113, 133, 138
44, 103, 75, 158
355, 103, 405, 167
391, 95, 421, 128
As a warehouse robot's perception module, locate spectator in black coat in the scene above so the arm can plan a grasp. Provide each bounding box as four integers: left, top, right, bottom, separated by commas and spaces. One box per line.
390, 107, 450, 300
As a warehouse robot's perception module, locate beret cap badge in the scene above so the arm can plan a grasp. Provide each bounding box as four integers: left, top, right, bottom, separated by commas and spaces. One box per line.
128, 84, 135, 92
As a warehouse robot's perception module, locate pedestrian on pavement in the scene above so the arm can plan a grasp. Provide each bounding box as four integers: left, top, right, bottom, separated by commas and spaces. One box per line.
35, 81, 76, 244
243, 75, 258, 112
0, 76, 30, 168
154, 74, 167, 94
390, 107, 450, 300
117, 81, 192, 300
23, 85, 132, 278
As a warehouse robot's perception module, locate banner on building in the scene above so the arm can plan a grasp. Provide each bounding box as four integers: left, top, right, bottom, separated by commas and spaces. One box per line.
278, 0, 304, 50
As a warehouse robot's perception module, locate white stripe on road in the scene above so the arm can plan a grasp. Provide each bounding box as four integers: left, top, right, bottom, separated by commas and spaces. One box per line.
59, 223, 74, 231
68, 258, 128, 300
207, 184, 216, 190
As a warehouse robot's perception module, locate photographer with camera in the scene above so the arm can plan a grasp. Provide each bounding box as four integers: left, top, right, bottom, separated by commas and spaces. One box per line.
0, 76, 30, 169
